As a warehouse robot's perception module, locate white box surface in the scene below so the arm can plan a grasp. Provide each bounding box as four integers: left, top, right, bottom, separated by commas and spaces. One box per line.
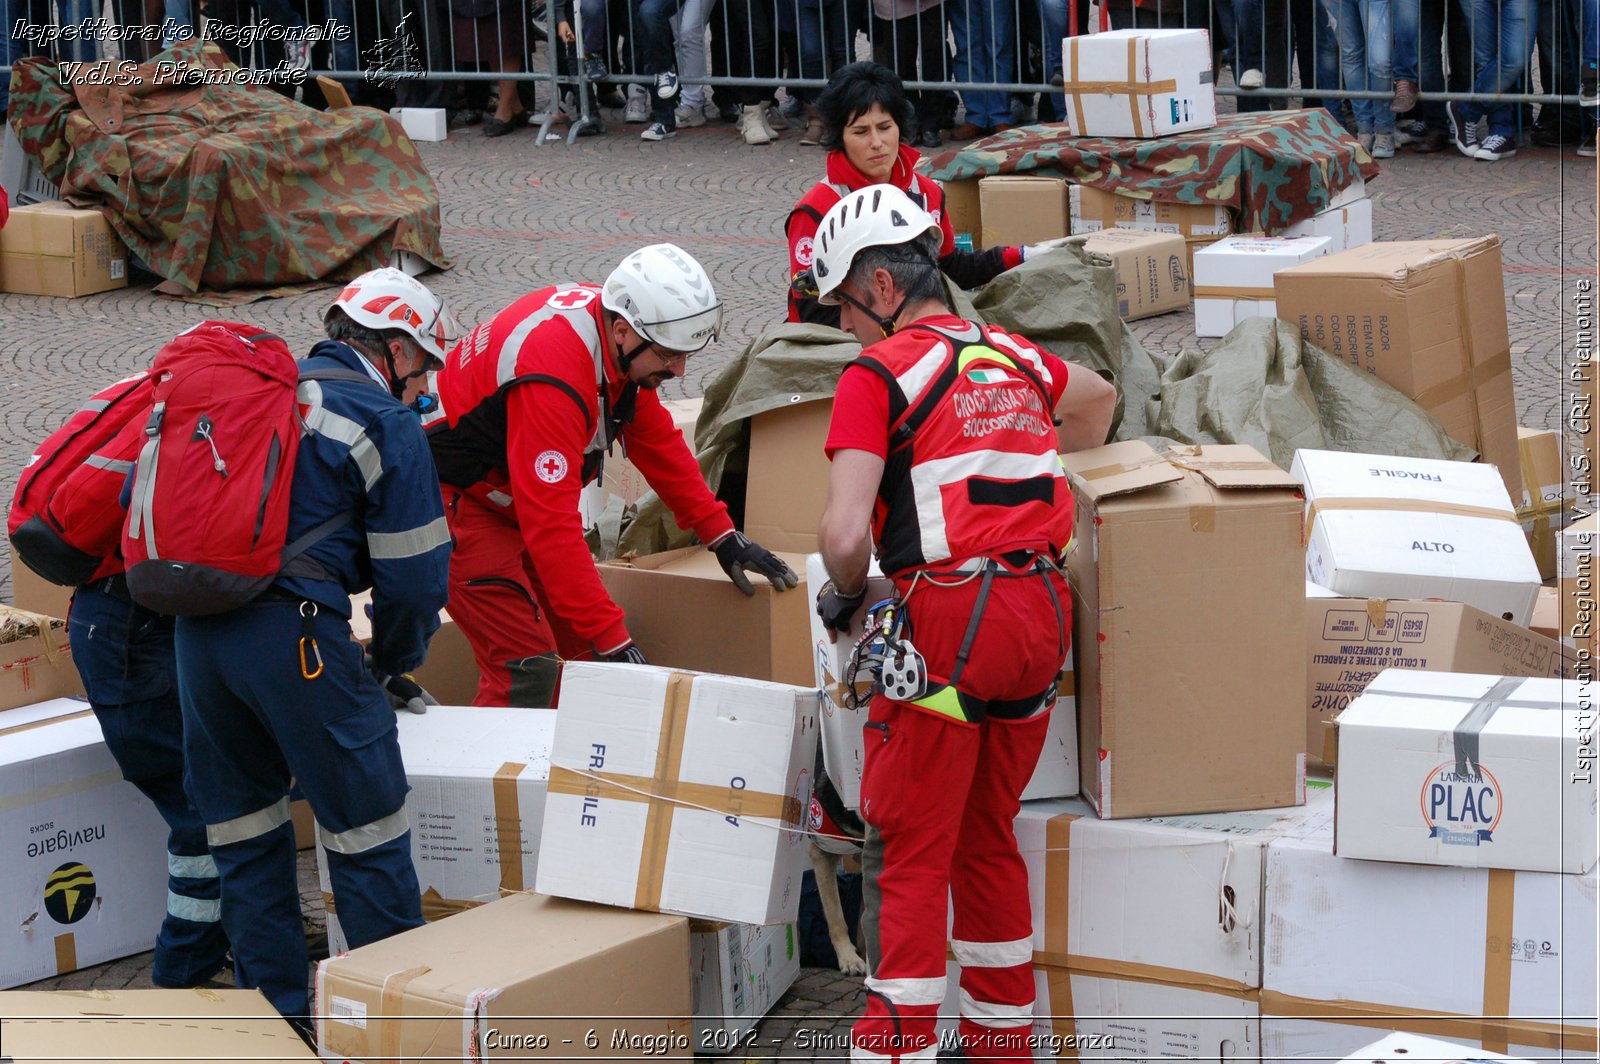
692, 921, 800, 1054
1059, 28, 1217, 138
1193, 235, 1331, 337
1293, 448, 1542, 626
388, 107, 447, 141
1333, 671, 1594, 874
1281, 196, 1374, 253
806, 555, 1077, 810
1336, 1031, 1548, 1062
1264, 1017, 1593, 1061
536, 662, 816, 925
0, 697, 169, 988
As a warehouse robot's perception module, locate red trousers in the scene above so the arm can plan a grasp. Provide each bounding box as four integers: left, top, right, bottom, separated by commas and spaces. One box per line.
852, 566, 1069, 1064
442, 488, 589, 706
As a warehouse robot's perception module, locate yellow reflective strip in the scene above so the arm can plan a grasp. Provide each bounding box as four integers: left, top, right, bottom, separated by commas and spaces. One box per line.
909, 684, 967, 721
956, 345, 1016, 372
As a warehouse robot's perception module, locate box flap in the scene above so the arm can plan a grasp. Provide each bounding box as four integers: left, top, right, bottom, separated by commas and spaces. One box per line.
1063, 440, 1183, 500
1275, 236, 1498, 281
1164, 445, 1301, 491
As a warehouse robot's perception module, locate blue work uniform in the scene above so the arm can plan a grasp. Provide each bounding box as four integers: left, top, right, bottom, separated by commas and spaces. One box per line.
174, 340, 451, 1021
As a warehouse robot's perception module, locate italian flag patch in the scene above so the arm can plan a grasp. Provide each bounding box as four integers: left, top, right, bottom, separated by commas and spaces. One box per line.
967, 367, 1013, 384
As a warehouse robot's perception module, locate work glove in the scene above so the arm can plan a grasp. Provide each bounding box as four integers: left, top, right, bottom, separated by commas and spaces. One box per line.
816, 580, 867, 636
600, 641, 649, 665
365, 651, 439, 714
712, 531, 800, 597
1020, 236, 1076, 261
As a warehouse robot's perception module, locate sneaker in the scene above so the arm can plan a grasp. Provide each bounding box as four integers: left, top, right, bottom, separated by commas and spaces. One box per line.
1446, 101, 1479, 157
1238, 67, 1264, 89
1581, 76, 1599, 109
640, 121, 675, 140
285, 38, 311, 71
655, 71, 679, 99
624, 86, 649, 123
1474, 133, 1516, 161
1390, 77, 1417, 113
1370, 132, 1395, 158
674, 102, 706, 127
701, 99, 721, 122
1579, 132, 1597, 157
583, 55, 608, 82
738, 103, 773, 145
1393, 118, 1425, 146
1357, 130, 1374, 152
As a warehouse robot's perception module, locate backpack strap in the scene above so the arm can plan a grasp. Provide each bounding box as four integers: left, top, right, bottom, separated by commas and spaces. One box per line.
278, 365, 382, 581
299, 366, 383, 387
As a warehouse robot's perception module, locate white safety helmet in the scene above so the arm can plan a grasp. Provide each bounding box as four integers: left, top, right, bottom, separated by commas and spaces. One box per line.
328, 267, 462, 363
811, 184, 942, 305
601, 243, 724, 354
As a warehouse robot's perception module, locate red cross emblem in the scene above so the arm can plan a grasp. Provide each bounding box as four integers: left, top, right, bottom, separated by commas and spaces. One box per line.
535, 449, 569, 484
549, 289, 594, 310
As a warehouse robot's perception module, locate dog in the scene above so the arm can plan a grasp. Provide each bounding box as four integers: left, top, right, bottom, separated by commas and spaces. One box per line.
807, 752, 869, 976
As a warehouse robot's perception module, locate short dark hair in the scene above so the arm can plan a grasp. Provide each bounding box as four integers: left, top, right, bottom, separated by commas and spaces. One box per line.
324, 307, 418, 364
818, 62, 916, 153
844, 232, 948, 310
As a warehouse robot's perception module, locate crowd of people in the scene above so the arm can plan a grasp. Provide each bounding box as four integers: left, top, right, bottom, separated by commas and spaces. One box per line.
1, 0, 1594, 156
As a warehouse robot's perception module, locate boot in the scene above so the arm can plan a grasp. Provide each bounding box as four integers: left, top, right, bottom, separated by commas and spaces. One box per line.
757, 100, 780, 139
799, 104, 824, 146
739, 103, 774, 145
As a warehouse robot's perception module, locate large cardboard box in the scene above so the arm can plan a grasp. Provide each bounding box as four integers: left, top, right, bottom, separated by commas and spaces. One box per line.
0, 202, 128, 297
943, 178, 982, 251
1059, 28, 1217, 138
389, 106, 447, 141
1293, 448, 1542, 626
0, 697, 169, 989
535, 662, 815, 925
1529, 585, 1561, 642
743, 398, 834, 556
1334, 671, 1594, 874
0, 988, 319, 1060
1193, 234, 1332, 338
348, 591, 478, 707
316, 892, 693, 1062
806, 554, 1078, 810
691, 920, 800, 1054
8, 546, 75, 626
1069, 185, 1234, 273
1263, 1016, 1595, 1061
1079, 227, 1190, 320
1063, 442, 1307, 818
599, 547, 812, 687
1517, 425, 1575, 579
0, 607, 83, 710
1274, 237, 1524, 503
318, 706, 555, 954
1304, 598, 1574, 769
1278, 195, 1375, 253
1342, 1032, 1554, 1063
601, 397, 704, 506
978, 175, 1070, 249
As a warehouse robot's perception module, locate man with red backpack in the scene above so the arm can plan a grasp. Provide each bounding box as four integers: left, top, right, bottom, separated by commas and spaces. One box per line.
170, 269, 457, 1026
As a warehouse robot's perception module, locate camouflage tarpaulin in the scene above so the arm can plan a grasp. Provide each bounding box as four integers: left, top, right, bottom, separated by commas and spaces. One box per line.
8, 39, 447, 300
918, 109, 1381, 234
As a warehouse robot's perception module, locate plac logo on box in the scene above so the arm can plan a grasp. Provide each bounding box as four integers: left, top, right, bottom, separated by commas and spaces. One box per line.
1419, 760, 1503, 846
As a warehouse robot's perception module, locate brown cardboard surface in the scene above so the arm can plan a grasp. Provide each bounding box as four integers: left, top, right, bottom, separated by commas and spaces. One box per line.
1063, 441, 1306, 818
1529, 585, 1560, 642
9, 545, 76, 620
348, 594, 479, 707
291, 797, 315, 851
316, 892, 692, 1062
1080, 228, 1190, 320
1303, 598, 1574, 769
944, 178, 981, 248
979, 175, 1070, 249
1273, 238, 1522, 504
1516, 427, 1570, 581
0, 987, 318, 1061
598, 548, 812, 686
743, 398, 833, 555
0, 606, 83, 710
0, 202, 128, 297
602, 398, 704, 506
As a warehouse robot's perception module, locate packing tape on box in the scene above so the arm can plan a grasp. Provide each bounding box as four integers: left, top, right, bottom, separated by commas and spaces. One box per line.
1409, 350, 1512, 424
1363, 675, 1554, 793
1064, 36, 1176, 138
492, 761, 526, 892
1191, 285, 1277, 300
1070, 451, 1174, 483
546, 671, 804, 911
0, 708, 93, 738
420, 886, 486, 922
1305, 496, 1520, 528
373, 965, 433, 1061
54, 932, 76, 974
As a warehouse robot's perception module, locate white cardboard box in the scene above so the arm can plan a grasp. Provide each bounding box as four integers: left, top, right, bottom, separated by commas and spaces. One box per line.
535, 662, 816, 925
1293, 448, 1542, 626
317, 705, 556, 954
389, 107, 447, 141
1267, 1027, 1566, 1062
1333, 671, 1594, 874
0, 697, 170, 988
1280, 196, 1374, 253
1059, 28, 1217, 138
692, 921, 800, 1054
805, 554, 1078, 811
1193, 235, 1332, 337
1264, 1017, 1591, 1061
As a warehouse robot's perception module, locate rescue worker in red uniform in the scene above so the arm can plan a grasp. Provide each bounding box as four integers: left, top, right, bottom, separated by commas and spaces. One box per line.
428, 244, 799, 705
807, 185, 1116, 1063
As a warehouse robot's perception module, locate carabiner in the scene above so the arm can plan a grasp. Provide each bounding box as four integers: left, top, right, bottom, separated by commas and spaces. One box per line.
298, 600, 323, 680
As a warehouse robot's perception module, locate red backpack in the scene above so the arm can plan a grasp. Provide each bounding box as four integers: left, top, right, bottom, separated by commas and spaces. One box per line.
121, 322, 369, 616
9, 371, 155, 587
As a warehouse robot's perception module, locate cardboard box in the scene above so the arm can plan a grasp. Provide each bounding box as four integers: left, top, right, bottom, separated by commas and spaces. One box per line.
1063, 442, 1307, 818
0, 697, 170, 989
1293, 448, 1542, 626
1059, 28, 1217, 138
691, 920, 800, 1054
291, 797, 315, 851
1263, 1016, 1595, 1061
1558, 513, 1597, 656
743, 398, 834, 555
806, 554, 1078, 810
0, 606, 83, 710
8, 544, 76, 621
389, 106, 447, 141
1079, 227, 1190, 320
1193, 234, 1332, 338
1338, 1031, 1557, 1063
1304, 598, 1574, 769
348, 591, 479, 707
0, 987, 319, 1060
978, 175, 1070, 249
316, 892, 693, 1062
1277, 195, 1375, 253
317, 706, 555, 954
0, 202, 128, 297
598, 547, 812, 688
1070, 185, 1234, 273
1516, 426, 1575, 580
535, 662, 815, 925
602, 397, 704, 506
1529, 585, 1560, 642
1274, 237, 1524, 503
943, 178, 982, 251
1333, 671, 1594, 874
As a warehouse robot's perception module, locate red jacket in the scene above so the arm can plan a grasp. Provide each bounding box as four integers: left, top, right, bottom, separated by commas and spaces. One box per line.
430, 284, 734, 651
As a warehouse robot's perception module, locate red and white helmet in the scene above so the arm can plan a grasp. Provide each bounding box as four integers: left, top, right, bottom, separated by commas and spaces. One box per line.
328, 267, 461, 362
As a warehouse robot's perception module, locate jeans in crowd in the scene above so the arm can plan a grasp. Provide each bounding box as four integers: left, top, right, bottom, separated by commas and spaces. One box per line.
1324, 0, 1395, 133
1392, 0, 1448, 127
1292, 0, 1345, 113
952, 0, 1015, 129
635, 0, 682, 124
1453, 0, 1537, 140
790, 0, 860, 105
872, 5, 949, 135
1226, 0, 1289, 111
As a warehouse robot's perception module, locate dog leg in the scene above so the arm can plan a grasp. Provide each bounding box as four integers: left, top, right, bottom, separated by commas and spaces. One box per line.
811, 844, 867, 976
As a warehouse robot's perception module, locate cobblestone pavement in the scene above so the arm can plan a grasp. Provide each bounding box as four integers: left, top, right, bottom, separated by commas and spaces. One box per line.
5, 93, 1595, 1058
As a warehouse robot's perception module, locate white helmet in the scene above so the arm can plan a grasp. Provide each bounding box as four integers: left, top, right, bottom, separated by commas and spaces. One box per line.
812, 184, 942, 305
328, 267, 462, 362
601, 244, 724, 354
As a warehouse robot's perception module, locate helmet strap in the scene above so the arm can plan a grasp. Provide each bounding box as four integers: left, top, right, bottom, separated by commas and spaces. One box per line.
617, 337, 654, 376
384, 347, 429, 401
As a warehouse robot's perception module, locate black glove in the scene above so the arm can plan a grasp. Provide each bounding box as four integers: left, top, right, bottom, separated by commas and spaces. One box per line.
712, 531, 800, 597
816, 580, 867, 635
601, 641, 649, 665
365, 651, 438, 714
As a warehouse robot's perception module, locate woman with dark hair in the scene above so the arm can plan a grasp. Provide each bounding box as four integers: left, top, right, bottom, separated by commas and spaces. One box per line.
786, 61, 1062, 327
